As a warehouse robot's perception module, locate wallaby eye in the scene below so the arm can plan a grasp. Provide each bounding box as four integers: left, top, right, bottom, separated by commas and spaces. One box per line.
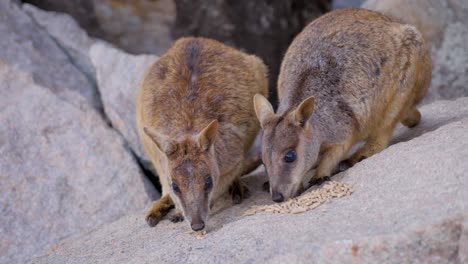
172, 182, 180, 193
284, 150, 296, 163
204, 176, 213, 191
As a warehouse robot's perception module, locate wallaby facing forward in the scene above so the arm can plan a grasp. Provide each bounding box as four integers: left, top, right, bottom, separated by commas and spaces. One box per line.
137, 37, 268, 230
254, 8, 431, 202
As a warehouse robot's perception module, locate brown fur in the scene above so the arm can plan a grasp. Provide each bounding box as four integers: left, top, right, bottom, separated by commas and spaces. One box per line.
137, 37, 268, 230
254, 8, 431, 201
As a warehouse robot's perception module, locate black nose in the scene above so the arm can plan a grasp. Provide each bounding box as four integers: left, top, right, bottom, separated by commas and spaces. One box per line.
191, 221, 205, 231
272, 191, 284, 203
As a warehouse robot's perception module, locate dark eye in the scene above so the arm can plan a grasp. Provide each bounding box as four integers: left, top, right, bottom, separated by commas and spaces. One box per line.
284, 150, 296, 163
204, 176, 213, 191
172, 182, 180, 193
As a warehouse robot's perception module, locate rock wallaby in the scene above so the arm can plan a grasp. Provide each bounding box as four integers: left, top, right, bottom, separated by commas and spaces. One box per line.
137, 37, 268, 231
254, 8, 431, 202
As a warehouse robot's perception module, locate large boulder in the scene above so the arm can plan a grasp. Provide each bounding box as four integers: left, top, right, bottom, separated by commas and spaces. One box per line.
362, 0, 468, 103
90, 42, 157, 172
20, 3, 156, 172
0, 61, 158, 264
22, 3, 96, 86
29, 98, 468, 263
0, 0, 100, 110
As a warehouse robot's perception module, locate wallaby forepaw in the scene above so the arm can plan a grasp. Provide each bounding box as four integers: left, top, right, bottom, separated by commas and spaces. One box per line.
169, 212, 184, 223
146, 212, 162, 227
338, 160, 353, 171
345, 153, 368, 167
229, 179, 250, 204
308, 176, 331, 187
145, 194, 175, 227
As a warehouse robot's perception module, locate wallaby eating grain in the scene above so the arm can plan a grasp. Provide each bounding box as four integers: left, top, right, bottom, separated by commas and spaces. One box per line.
254, 8, 431, 202
137, 37, 268, 231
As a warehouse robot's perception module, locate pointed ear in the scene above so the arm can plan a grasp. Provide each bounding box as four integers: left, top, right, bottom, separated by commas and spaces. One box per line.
293, 96, 315, 127
143, 127, 178, 156
197, 120, 218, 152
253, 94, 274, 128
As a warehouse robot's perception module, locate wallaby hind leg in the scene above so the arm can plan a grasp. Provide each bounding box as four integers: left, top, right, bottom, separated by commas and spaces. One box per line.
229, 177, 250, 204
347, 96, 409, 166
145, 194, 175, 227
346, 127, 394, 166
401, 107, 421, 128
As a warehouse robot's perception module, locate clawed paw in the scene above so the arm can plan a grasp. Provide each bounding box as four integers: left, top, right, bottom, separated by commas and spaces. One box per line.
345, 154, 369, 167
169, 212, 184, 223
337, 160, 353, 172
145, 194, 175, 227
229, 179, 250, 204
308, 176, 331, 187
262, 181, 270, 192
146, 213, 162, 227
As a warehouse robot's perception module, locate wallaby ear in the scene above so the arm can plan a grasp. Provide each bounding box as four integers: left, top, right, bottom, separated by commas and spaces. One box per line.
197, 120, 218, 152
143, 127, 178, 156
293, 96, 315, 127
253, 94, 274, 128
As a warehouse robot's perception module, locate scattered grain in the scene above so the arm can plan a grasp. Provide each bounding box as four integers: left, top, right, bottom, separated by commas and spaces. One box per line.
243, 181, 353, 216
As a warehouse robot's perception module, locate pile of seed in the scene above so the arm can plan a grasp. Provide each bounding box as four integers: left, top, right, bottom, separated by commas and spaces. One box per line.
244, 181, 353, 216
189, 230, 207, 240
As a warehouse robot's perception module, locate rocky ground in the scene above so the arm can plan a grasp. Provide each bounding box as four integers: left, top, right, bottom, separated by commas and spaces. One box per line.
1, 0, 467, 263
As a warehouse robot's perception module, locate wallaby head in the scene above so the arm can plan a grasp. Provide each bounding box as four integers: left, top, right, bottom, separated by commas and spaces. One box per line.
254, 94, 320, 202
144, 120, 219, 231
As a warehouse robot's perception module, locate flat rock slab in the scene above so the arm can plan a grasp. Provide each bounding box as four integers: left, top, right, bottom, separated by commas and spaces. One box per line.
30, 100, 468, 263
0, 62, 157, 264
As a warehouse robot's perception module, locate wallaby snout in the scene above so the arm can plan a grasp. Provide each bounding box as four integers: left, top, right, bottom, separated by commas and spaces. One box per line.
271, 190, 284, 203
190, 218, 205, 231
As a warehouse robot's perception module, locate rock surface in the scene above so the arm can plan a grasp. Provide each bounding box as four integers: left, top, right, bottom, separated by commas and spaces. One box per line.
90, 42, 157, 171
29, 98, 468, 263
0, 61, 158, 264
362, 0, 468, 103
22, 3, 96, 86
0, 0, 100, 110
20, 3, 156, 172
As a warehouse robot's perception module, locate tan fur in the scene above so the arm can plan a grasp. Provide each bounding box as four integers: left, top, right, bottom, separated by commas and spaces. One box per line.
254, 8, 431, 201
137, 37, 268, 230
